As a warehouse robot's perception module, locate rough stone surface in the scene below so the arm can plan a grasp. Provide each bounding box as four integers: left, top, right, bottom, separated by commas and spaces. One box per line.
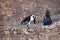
0, 0, 60, 40
0, 0, 60, 26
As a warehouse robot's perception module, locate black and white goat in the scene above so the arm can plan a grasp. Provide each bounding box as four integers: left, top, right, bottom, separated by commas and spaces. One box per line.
21, 15, 36, 30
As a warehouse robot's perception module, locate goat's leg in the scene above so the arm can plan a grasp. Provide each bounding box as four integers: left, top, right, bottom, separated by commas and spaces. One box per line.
33, 17, 37, 29
27, 22, 30, 30
33, 23, 37, 32
27, 24, 30, 29
35, 24, 36, 28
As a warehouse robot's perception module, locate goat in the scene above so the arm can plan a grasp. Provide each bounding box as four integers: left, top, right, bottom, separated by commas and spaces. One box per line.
21, 15, 36, 30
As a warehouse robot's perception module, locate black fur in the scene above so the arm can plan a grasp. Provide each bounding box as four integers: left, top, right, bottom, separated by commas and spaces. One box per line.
21, 15, 31, 25
43, 10, 52, 25
21, 15, 36, 25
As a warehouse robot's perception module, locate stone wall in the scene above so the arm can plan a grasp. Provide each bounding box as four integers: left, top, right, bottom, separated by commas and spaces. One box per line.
0, 24, 60, 40
0, 0, 60, 40
0, 0, 60, 26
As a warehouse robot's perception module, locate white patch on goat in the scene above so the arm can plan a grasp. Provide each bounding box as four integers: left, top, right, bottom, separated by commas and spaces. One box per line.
30, 16, 34, 22
27, 22, 30, 26
29, 15, 35, 22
